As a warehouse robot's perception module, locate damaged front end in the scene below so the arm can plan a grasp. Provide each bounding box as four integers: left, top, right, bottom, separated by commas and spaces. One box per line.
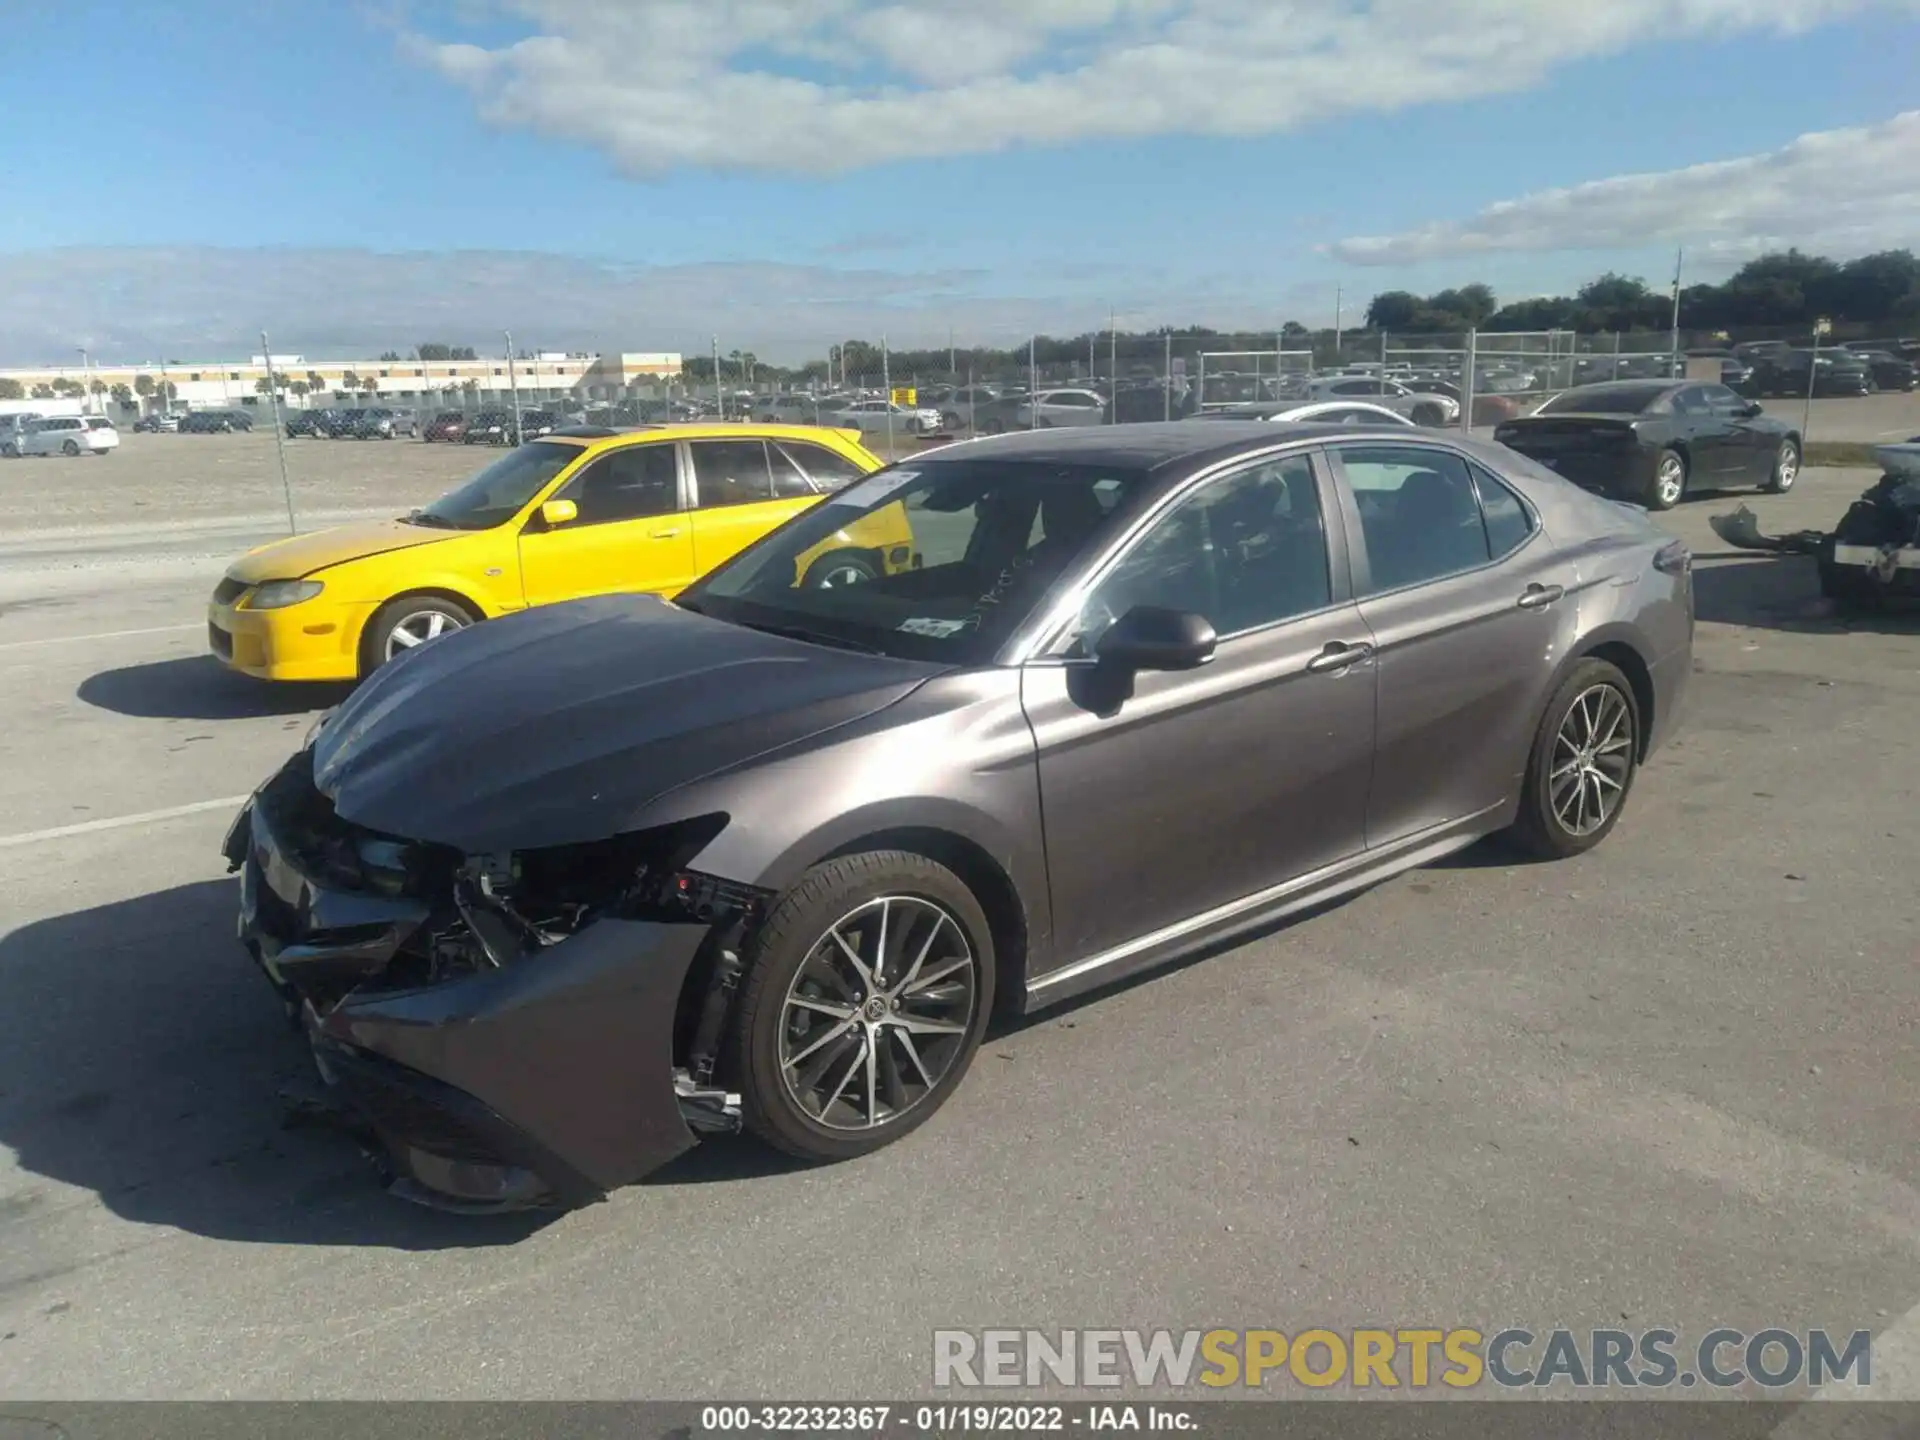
223, 747, 768, 1212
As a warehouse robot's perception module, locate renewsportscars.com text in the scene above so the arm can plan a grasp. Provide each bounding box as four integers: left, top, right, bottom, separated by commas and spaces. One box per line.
932, 1328, 1873, 1391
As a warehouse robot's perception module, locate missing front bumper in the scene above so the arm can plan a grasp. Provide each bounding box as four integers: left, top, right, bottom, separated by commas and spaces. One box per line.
231, 797, 719, 1211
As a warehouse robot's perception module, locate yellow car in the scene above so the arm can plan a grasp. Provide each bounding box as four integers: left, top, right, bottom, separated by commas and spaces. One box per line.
208, 423, 912, 681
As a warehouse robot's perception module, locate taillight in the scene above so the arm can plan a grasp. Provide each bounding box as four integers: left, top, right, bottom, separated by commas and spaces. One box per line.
1654, 540, 1691, 576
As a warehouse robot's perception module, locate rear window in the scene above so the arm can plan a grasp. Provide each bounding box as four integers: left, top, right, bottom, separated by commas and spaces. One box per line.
1536, 385, 1669, 415
85, 418, 114, 430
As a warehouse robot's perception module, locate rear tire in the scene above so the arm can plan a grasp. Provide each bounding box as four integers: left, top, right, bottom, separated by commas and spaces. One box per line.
1647, 448, 1687, 510
62, 440, 80, 456
1762, 438, 1799, 493
732, 851, 995, 1164
802, 550, 881, 589
1503, 658, 1641, 860
1411, 402, 1445, 427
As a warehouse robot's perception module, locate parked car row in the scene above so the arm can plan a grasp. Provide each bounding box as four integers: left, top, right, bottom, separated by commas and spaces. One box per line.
125, 409, 255, 433
287, 407, 420, 439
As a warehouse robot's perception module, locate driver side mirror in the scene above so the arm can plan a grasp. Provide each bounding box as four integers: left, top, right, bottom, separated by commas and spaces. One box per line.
1739, 400, 1764, 418
1094, 606, 1217, 672
540, 498, 578, 527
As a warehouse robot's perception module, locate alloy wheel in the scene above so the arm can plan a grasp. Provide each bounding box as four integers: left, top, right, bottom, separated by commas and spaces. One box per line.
777, 895, 978, 1132
383, 606, 469, 660
1550, 684, 1634, 837
1774, 442, 1799, 490
814, 563, 873, 588
1654, 454, 1686, 507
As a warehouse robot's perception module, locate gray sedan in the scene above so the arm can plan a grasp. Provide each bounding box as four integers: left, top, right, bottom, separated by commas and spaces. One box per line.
226, 421, 1691, 1210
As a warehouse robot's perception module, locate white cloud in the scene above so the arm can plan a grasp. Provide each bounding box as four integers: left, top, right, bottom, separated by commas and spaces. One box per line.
1331, 110, 1920, 267
403, 0, 1915, 174
0, 247, 1313, 366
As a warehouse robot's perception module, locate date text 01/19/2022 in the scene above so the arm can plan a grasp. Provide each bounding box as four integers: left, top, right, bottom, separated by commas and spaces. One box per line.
699, 1404, 1198, 1433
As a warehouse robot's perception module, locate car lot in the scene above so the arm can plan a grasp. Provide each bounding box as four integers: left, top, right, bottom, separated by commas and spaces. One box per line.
1, 440, 1918, 1403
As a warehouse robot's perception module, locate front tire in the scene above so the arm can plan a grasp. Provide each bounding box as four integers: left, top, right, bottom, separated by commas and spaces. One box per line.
1762, 438, 1799, 493
732, 852, 995, 1164
1411, 402, 1445, 427
62, 440, 80, 456
1504, 658, 1640, 859
802, 549, 881, 589
359, 594, 479, 676
1647, 448, 1687, 510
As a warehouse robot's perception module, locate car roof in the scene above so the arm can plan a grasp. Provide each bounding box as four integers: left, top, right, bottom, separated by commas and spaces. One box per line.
548, 421, 871, 452
914, 419, 1429, 472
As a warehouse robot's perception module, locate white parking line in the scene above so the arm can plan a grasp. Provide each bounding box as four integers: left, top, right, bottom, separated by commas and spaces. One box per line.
0, 621, 202, 652
0, 796, 250, 849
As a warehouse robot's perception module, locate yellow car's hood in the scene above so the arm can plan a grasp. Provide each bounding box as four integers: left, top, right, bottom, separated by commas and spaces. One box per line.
226, 518, 459, 583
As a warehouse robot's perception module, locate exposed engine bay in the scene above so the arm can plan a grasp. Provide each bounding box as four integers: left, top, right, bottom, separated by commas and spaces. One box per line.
225, 746, 773, 1210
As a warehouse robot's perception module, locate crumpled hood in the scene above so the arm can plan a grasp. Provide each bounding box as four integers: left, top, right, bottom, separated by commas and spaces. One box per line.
312, 594, 939, 853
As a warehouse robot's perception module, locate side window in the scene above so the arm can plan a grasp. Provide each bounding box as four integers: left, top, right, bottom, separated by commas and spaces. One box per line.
1703, 384, 1745, 412
1670, 386, 1707, 415
766, 442, 816, 498
690, 439, 774, 508
1469, 463, 1535, 559
777, 440, 865, 492
1331, 380, 1369, 395
1336, 446, 1491, 592
550, 444, 678, 525
1069, 453, 1331, 651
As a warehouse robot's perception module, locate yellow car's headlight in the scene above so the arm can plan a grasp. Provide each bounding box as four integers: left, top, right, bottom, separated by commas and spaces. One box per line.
244, 579, 325, 610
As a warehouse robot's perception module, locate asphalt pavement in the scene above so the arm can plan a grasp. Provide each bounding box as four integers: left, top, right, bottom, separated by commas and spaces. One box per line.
0, 460, 1917, 1412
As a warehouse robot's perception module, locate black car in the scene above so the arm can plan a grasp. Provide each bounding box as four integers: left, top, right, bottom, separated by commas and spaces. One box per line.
320, 408, 368, 438
1842, 349, 1917, 392
461, 409, 515, 444
1494, 380, 1800, 511
1748, 350, 1874, 398
285, 408, 339, 438
178, 410, 251, 433
351, 407, 418, 439
515, 408, 564, 439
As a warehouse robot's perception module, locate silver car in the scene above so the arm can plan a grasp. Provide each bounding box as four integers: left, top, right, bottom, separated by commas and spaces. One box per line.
1304, 376, 1460, 426
9, 415, 119, 457
1019, 388, 1109, 428
823, 398, 943, 436
1195, 400, 1416, 427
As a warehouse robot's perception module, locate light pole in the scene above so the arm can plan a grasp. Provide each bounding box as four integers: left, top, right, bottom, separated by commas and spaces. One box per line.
504, 330, 523, 445
77, 348, 92, 414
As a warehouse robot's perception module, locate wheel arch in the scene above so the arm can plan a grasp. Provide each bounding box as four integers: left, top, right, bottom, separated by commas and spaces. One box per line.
1571, 633, 1657, 761
353, 584, 492, 674
811, 825, 1030, 1019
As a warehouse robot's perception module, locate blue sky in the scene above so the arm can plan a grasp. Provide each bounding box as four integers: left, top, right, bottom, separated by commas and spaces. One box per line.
0, 0, 1915, 362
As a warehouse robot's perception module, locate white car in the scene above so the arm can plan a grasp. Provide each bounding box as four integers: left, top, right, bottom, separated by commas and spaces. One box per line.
1302, 375, 1460, 426
1193, 400, 1417, 426
7, 415, 120, 457
822, 398, 942, 435
1020, 388, 1109, 427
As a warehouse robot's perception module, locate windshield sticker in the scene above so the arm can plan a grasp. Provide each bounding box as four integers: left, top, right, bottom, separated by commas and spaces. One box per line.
897, 617, 971, 638
828, 469, 919, 507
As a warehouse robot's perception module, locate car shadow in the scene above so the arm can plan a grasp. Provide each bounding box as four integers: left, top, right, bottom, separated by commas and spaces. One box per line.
1690, 553, 1917, 634
77, 655, 353, 720
0, 879, 549, 1249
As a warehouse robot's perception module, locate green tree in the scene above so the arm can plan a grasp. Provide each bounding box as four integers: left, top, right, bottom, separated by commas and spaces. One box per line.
133, 374, 156, 398
110, 383, 133, 405
0, 377, 23, 400
290, 380, 310, 398
88, 379, 108, 399
378, 350, 402, 362
31, 384, 55, 399
341, 370, 361, 393
417, 342, 452, 361
451, 346, 478, 361
1364, 291, 1422, 330
306, 369, 325, 392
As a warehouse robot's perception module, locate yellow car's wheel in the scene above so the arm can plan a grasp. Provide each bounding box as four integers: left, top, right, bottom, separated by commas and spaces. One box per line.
802, 550, 881, 589
360, 594, 479, 675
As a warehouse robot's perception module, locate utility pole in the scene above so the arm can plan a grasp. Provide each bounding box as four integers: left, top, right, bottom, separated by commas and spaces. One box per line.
1163, 330, 1172, 421
881, 335, 895, 456
948, 325, 955, 379
710, 335, 723, 419
504, 330, 523, 445
1028, 336, 1038, 428
1109, 307, 1117, 413
1669, 246, 1684, 376
260, 330, 297, 535
1333, 285, 1343, 363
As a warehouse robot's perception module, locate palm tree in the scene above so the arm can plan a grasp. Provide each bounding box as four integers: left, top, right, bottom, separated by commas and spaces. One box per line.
306, 369, 324, 393
110, 383, 133, 405
342, 370, 362, 393
134, 374, 156, 399
290, 380, 310, 400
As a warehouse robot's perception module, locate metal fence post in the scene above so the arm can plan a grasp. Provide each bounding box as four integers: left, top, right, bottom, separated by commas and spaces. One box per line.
505, 330, 523, 445
1164, 332, 1172, 421
1028, 336, 1037, 429
260, 329, 297, 535
883, 335, 895, 456
1461, 329, 1478, 434
710, 335, 723, 420
1802, 329, 1819, 445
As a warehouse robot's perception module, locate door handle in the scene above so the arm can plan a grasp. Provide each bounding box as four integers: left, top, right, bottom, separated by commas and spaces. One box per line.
1516, 583, 1565, 610
1305, 641, 1374, 674
649, 528, 681, 538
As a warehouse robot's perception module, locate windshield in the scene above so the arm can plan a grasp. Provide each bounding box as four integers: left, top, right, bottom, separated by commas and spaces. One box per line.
677, 458, 1155, 664
1536, 384, 1668, 415
411, 439, 583, 530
